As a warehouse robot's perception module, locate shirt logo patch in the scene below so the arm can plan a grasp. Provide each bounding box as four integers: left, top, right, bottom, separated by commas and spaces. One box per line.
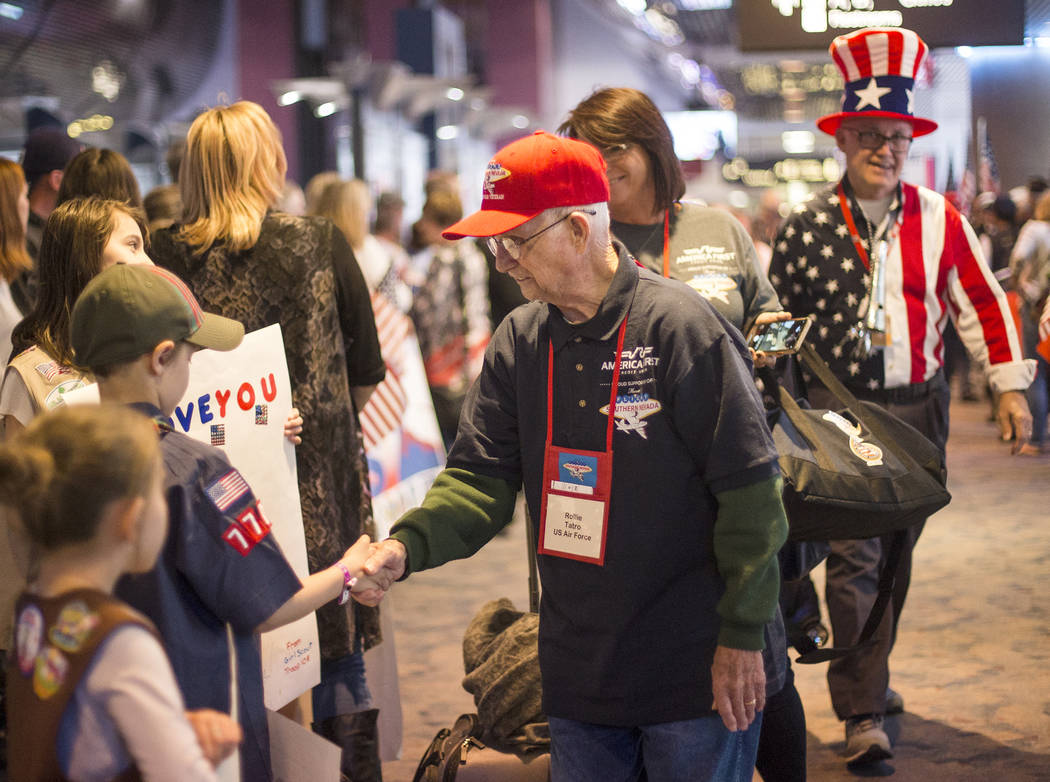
222, 502, 272, 556
237, 502, 272, 544
601, 393, 663, 439
206, 469, 250, 511
48, 600, 100, 653
33, 647, 68, 699
15, 604, 44, 675
687, 274, 737, 304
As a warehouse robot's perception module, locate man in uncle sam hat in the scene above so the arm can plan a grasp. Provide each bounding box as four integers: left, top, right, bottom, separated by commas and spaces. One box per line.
769, 27, 1034, 767
356, 131, 790, 781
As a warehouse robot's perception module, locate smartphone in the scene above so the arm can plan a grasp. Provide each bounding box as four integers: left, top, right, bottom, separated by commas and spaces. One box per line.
747, 317, 813, 355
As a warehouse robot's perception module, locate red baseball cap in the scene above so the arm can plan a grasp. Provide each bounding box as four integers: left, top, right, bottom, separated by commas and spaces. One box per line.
442, 131, 609, 240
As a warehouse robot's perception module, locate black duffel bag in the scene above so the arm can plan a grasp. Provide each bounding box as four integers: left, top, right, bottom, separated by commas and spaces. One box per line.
761, 342, 951, 663
766, 343, 950, 543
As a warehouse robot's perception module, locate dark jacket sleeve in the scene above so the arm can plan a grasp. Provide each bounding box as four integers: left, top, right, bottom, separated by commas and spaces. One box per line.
331, 226, 386, 387
389, 467, 518, 577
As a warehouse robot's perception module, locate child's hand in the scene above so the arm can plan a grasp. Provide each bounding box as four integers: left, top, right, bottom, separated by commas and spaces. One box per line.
338, 534, 371, 577
283, 408, 304, 445
185, 709, 243, 767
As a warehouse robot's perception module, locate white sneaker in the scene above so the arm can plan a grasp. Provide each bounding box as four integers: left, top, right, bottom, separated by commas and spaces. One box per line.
845, 714, 893, 765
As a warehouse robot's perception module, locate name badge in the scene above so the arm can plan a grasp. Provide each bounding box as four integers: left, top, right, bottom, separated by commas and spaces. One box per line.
538, 445, 611, 565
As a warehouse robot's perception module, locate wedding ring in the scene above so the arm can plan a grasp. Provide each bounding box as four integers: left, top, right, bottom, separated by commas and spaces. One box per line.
745, 699, 757, 706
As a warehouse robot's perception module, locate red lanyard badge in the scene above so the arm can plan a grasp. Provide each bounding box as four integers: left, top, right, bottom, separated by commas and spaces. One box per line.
536, 314, 629, 566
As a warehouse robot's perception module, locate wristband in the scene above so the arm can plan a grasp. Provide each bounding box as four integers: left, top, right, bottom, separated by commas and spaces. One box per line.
336, 562, 357, 606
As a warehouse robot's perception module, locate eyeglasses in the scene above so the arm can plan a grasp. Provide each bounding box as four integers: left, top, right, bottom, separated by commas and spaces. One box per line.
843, 127, 913, 152
598, 143, 631, 161
486, 210, 597, 260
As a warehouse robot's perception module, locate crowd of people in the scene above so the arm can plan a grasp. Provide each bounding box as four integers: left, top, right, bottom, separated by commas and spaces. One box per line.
0, 23, 1047, 782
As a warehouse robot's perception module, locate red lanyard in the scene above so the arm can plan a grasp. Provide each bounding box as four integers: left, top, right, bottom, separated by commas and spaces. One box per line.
837, 182, 872, 271
660, 209, 671, 278
546, 313, 630, 452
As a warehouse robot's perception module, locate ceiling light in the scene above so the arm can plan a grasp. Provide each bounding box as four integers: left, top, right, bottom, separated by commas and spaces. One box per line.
436, 124, 459, 140
446, 87, 465, 101
278, 91, 302, 106
314, 102, 338, 118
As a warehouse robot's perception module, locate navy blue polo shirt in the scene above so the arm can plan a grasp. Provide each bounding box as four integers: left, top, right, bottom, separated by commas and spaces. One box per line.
116, 403, 301, 782
446, 243, 780, 726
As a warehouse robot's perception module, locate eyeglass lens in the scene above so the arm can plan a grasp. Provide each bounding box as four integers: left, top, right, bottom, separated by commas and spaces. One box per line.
853, 129, 912, 151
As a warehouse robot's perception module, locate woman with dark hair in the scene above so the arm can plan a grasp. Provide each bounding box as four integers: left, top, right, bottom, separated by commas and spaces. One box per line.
1, 197, 151, 437
561, 87, 806, 782
0, 159, 32, 363
150, 101, 386, 782
559, 87, 787, 340
56, 147, 142, 208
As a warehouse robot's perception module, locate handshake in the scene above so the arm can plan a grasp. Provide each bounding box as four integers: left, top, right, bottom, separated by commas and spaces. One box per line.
342, 536, 409, 607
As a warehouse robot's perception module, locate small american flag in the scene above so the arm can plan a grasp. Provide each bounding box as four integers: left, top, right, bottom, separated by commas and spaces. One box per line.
206, 470, 249, 511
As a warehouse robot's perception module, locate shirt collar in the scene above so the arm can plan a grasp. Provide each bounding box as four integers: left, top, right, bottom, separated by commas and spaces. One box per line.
127, 401, 174, 433
547, 240, 638, 350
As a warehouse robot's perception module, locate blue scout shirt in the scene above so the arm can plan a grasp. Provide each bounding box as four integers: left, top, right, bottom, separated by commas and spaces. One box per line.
115, 403, 301, 782
444, 243, 782, 726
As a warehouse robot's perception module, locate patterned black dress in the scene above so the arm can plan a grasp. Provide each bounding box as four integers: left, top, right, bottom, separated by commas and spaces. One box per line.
153, 212, 386, 657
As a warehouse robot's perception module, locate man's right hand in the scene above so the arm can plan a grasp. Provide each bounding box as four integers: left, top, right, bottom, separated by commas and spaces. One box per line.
351, 538, 407, 606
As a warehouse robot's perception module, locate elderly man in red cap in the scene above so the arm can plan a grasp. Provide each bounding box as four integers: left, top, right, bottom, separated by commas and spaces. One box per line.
770, 27, 1033, 766
357, 131, 789, 781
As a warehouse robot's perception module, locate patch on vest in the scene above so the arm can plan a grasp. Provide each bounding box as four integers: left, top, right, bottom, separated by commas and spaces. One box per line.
15, 604, 44, 675
33, 647, 68, 699
49, 600, 101, 653
44, 379, 87, 410
34, 361, 76, 383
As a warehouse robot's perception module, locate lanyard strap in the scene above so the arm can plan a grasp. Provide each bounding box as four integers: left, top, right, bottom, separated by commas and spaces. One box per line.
546, 313, 630, 453
660, 209, 671, 278
837, 182, 871, 271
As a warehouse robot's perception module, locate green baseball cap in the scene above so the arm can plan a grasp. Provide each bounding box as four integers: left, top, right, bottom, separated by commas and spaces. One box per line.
71, 264, 245, 368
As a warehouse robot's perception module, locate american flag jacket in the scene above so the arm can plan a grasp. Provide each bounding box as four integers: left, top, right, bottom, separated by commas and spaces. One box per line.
769, 178, 1032, 393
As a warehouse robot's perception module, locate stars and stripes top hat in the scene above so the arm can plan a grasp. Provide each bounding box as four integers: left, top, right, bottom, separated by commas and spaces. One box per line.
817, 27, 938, 138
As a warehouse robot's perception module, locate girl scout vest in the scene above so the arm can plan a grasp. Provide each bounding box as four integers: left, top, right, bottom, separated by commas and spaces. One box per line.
7, 589, 157, 782
6, 346, 91, 415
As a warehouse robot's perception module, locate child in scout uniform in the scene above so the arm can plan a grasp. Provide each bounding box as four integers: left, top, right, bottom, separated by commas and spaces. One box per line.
1, 404, 241, 780
68, 263, 374, 782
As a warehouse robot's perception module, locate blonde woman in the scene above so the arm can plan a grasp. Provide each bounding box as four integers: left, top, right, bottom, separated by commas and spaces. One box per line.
150, 101, 386, 782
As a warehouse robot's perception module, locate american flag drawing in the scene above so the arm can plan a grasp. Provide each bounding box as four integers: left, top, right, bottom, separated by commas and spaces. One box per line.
206, 469, 250, 511
360, 291, 410, 452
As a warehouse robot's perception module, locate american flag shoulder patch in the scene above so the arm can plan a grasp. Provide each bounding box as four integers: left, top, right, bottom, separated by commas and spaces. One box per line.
205, 469, 250, 512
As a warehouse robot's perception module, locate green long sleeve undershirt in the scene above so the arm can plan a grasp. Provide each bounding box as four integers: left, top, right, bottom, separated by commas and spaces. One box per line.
390, 468, 788, 650
713, 475, 788, 650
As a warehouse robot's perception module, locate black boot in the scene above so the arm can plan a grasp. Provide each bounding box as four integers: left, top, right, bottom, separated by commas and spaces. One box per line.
319, 709, 383, 782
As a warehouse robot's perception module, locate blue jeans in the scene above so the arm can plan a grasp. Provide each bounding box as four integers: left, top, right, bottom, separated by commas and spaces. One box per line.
311, 651, 372, 722
548, 713, 763, 782
1023, 314, 1049, 446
